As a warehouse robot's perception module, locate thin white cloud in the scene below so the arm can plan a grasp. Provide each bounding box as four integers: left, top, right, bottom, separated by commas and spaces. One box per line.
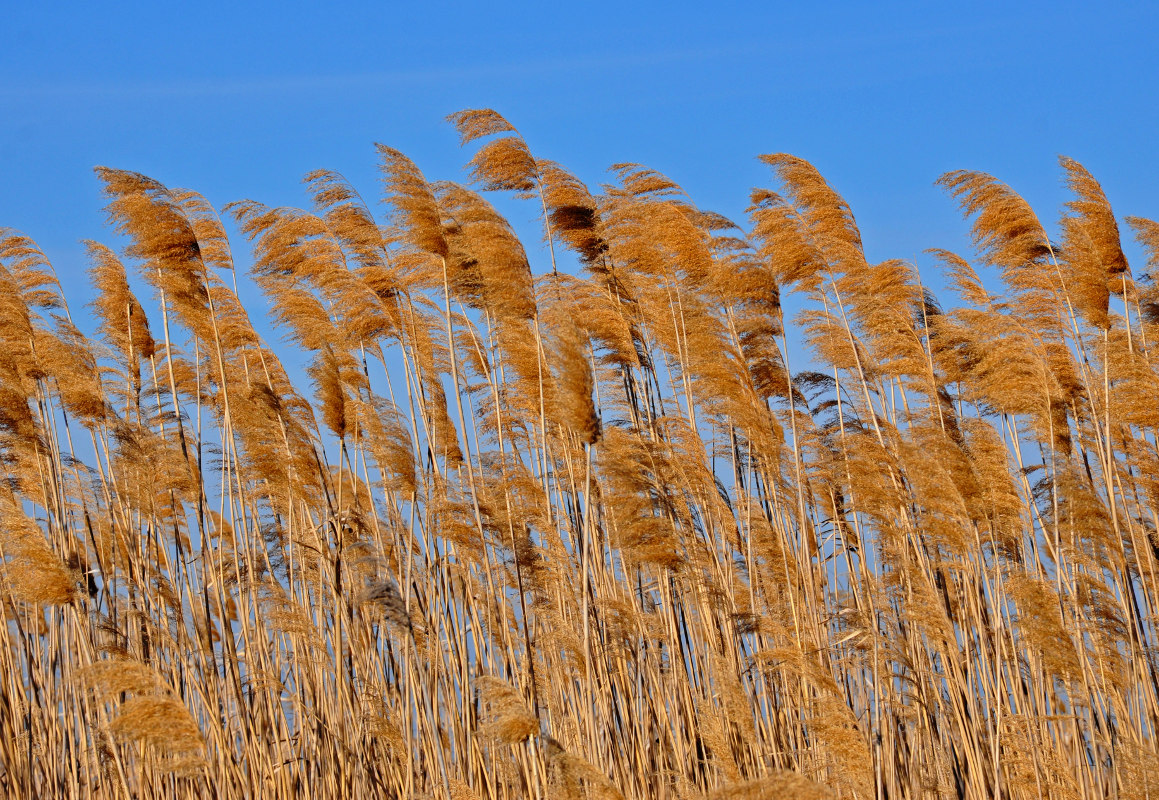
0, 19, 1009, 102
0, 46, 753, 100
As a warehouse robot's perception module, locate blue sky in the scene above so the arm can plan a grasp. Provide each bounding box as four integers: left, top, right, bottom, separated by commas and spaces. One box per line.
2, 1, 1157, 319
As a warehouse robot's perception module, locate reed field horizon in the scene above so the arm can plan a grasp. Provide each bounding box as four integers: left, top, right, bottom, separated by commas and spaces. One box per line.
3, 108, 1159, 799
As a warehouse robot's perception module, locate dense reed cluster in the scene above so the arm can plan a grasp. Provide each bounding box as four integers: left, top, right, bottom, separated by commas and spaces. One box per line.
2, 109, 1159, 799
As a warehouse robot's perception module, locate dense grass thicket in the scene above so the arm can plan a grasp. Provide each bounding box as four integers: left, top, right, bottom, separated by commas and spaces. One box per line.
3, 109, 1159, 799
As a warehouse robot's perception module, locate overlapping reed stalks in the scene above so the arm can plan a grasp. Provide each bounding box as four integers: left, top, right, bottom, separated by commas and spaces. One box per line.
2, 110, 1158, 799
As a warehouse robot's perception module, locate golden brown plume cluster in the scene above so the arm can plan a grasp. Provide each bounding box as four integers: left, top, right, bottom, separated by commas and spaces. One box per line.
2, 109, 1159, 799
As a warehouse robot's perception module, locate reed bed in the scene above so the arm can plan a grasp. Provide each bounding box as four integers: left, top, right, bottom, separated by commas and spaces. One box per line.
2, 109, 1158, 799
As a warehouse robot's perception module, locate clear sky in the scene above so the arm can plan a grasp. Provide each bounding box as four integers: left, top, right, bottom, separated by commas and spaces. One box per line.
2, 1, 1157, 315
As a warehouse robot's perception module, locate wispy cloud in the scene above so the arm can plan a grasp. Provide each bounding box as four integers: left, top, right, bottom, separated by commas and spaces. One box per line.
0, 17, 1011, 103
0, 45, 753, 101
